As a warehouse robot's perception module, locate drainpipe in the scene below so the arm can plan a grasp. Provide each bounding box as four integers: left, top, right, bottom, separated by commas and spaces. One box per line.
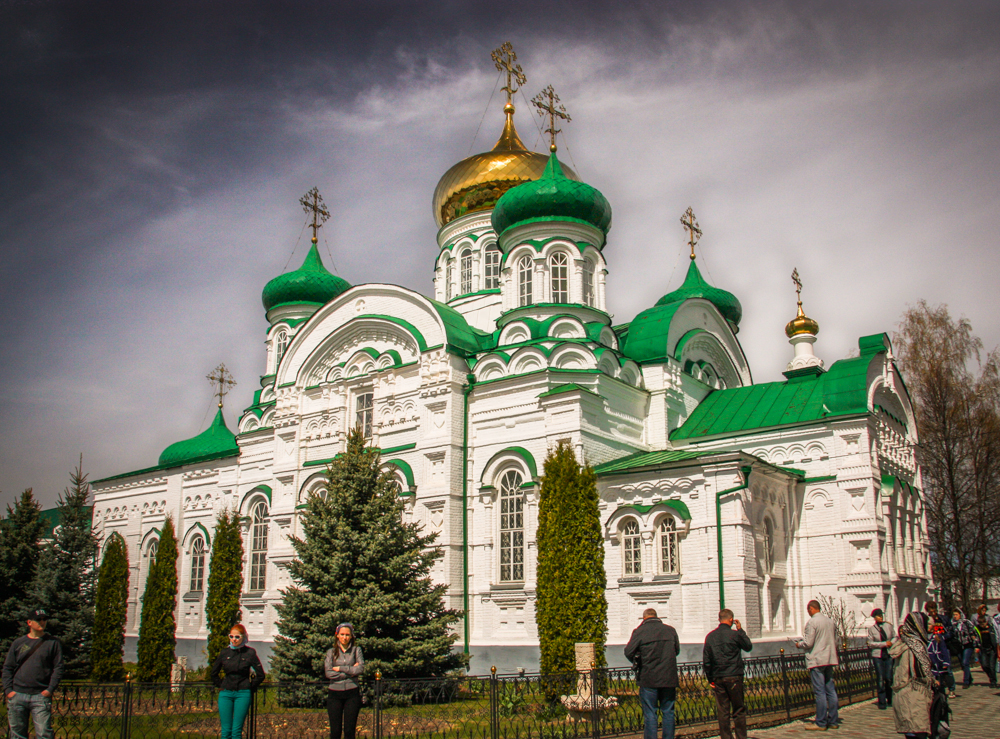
715, 466, 753, 611
461, 374, 474, 654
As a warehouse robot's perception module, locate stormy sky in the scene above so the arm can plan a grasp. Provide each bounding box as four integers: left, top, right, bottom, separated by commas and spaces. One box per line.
2, 0, 999, 510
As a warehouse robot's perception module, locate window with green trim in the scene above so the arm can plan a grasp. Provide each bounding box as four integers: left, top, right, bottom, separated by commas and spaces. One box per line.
190, 537, 206, 592
659, 518, 679, 575
623, 519, 641, 576
550, 252, 568, 303
499, 470, 524, 582
583, 259, 596, 307
484, 246, 501, 289
275, 330, 289, 368
446, 261, 453, 301
517, 256, 533, 307
460, 249, 473, 295
249, 501, 268, 591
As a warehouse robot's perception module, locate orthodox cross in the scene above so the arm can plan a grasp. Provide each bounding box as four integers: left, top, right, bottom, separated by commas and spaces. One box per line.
492, 42, 526, 106
531, 85, 571, 152
206, 363, 237, 409
791, 268, 803, 309
299, 187, 330, 242
680, 207, 702, 260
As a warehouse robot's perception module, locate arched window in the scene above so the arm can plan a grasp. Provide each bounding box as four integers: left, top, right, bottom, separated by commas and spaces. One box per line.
498, 470, 524, 582
356, 391, 374, 440
517, 255, 533, 307
274, 330, 289, 368
582, 259, 596, 307
623, 520, 642, 576
249, 501, 268, 592
550, 252, 568, 303
460, 249, 473, 295
484, 246, 501, 289
190, 537, 206, 592
659, 518, 679, 575
763, 518, 775, 574
445, 260, 453, 301
145, 539, 159, 567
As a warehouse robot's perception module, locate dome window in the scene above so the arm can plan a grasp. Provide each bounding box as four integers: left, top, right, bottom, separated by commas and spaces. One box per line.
274, 330, 289, 368
460, 249, 473, 295
484, 246, 501, 289
583, 259, 596, 307
445, 261, 453, 301
517, 255, 533, 307
550, 253, 569, 304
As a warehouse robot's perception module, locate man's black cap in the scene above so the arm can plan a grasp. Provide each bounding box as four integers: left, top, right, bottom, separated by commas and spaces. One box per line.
28, 609, 50, 621
871, 608, 883, 618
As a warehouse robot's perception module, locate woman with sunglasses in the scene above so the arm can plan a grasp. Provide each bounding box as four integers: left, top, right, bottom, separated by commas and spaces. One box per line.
324, 623, 365, 739
210, 624, 265, 739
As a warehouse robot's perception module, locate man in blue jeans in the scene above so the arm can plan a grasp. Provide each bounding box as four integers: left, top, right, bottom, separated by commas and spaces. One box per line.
625, 608, 680, 739
795, 600, 839, 731
2, 609, 64, 739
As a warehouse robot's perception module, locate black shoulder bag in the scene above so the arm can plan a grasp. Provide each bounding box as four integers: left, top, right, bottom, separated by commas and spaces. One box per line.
12, 637, 48, 681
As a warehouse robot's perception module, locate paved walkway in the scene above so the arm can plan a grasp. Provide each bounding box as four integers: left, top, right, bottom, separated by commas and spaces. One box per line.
741, 671, 999, 739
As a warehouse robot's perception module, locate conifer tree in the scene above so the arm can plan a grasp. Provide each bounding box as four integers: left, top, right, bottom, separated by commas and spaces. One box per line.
91, 532, 130, 681
272, 428, 466, 686
535, 441, 608, 675
30, 458, 99, 678
0, 489, 44, 657
206, 507, 244, 661
136, 515, 178, 681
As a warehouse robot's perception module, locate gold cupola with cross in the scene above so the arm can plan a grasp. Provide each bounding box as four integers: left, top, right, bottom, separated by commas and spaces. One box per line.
431, 42, 579, 229
784, 268, 824, 373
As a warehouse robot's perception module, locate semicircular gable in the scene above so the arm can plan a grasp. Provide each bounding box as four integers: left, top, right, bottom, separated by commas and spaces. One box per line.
550, 345, 596, 371
669, 304, 751, 387
509, 346, 547, 375
549, 317, 586, 339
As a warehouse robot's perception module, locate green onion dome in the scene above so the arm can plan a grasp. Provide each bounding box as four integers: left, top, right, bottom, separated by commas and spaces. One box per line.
159, 408, 239, 468
261, 240, 351, 312
491, 152, 612, 238
656, 259, 743, 327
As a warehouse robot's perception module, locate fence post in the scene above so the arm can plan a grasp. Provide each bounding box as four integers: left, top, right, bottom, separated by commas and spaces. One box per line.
375, 671, 383, 739
590, 662, 600, 739
490, 666, 499, 739
841, 644, 853, 705
119, 675, 133, 739
779, 649, 791, 723
247, 685, 257, 739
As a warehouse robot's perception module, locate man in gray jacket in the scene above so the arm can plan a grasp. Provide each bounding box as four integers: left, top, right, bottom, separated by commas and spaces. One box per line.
795, 600, 839, 731
866, 609, 893, 709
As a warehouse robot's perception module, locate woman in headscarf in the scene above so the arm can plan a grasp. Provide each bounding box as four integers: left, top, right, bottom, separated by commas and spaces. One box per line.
888, 612, 935, 739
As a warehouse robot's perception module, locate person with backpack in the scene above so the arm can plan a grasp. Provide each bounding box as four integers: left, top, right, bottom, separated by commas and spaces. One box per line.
950, 609, 979, 688
2, 608, 64, 739
974, 615, 998, 689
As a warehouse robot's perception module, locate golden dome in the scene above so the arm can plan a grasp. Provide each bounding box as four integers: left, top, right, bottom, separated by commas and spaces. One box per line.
432, 104, 577, 228
785, 304, 820, 337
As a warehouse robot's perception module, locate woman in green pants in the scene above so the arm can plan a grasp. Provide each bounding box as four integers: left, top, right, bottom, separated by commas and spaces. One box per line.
211, 625, 265, 739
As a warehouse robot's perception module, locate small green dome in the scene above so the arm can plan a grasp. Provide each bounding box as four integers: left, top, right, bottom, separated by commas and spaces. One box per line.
159, 408, 239, 468
491, 152, 612, 237
656, 260, 743, 327
261, 241, 351, 312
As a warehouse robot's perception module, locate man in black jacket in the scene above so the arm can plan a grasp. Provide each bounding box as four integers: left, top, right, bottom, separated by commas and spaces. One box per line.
2, 609, 64, 739
703, 609, 753, 739
625, 608, 680, 739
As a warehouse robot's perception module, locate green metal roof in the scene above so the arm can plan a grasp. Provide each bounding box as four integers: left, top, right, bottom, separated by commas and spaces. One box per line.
491, 152, 612, 238
428, 300, 496, 356
592, 449, 709, 474
36, 506, 93, 539
158, 408, 240, 467
261, 241, 351, 312
655, 259, 742, 327
671, 334, 889, 441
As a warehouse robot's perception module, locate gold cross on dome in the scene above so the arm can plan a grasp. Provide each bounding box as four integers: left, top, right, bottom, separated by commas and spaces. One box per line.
206, 363, 236, 409
791, 268, 803, 308
299, 187, 330, 242
492, 42, 526, 106
532, 85, 571, 152
680, 207, 702, 260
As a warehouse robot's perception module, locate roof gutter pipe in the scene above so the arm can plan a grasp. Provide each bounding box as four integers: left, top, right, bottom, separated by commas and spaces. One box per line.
715, 466, 753, 611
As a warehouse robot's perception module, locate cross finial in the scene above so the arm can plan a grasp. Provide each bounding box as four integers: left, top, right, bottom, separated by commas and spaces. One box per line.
299, 187, 330, 243
531, 85, 571, 152
791, 268, 804, 313
680, 207, 702, 260
492, 42, 526, 108
206, 363, 237, 409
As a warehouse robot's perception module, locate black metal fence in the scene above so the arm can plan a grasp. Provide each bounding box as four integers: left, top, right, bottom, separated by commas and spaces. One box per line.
1, 649, 876, 739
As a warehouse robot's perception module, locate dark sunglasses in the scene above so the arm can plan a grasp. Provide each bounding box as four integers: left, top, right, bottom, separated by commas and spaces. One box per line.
229, 634, 243, 639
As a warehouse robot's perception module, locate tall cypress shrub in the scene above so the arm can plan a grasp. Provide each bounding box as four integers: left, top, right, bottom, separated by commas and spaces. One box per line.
91, 533, 130, 681
272, 428, 466, 690
30, 458, 99, 678
0, 489, 44, 657
535, 441, 608, 675
206, 508, 244, 662
136, 515, 178, 681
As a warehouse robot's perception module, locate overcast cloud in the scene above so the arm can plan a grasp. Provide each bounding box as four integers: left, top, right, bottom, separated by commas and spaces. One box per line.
2, 0, 999, 509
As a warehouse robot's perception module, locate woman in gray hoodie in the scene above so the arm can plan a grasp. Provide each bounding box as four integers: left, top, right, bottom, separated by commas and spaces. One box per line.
324, 623, 365, 739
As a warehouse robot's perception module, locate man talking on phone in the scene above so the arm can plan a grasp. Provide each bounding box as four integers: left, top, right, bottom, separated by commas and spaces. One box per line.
703, 609, 753, 739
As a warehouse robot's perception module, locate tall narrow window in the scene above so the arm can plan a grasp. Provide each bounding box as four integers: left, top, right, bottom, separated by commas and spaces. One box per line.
550, 253, 569, 303
484, 246, 501, 289
659, 518, 679, 575
445, 261, 453, 300
190, 537, 206, 592
249, 501, 268, 591
517, 256, 533, 307
274, 330, 288, 368
498, 471, 524, 582
763, 518, 775, 574
582, 259, 596, 307
623, 520, 642, 575
460, 249, 473, 295
356, 392, 374, 440
145, 540, 159, 568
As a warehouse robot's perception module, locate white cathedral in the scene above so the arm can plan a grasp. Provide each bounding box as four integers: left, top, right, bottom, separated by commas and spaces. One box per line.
92, 65, 932, 671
